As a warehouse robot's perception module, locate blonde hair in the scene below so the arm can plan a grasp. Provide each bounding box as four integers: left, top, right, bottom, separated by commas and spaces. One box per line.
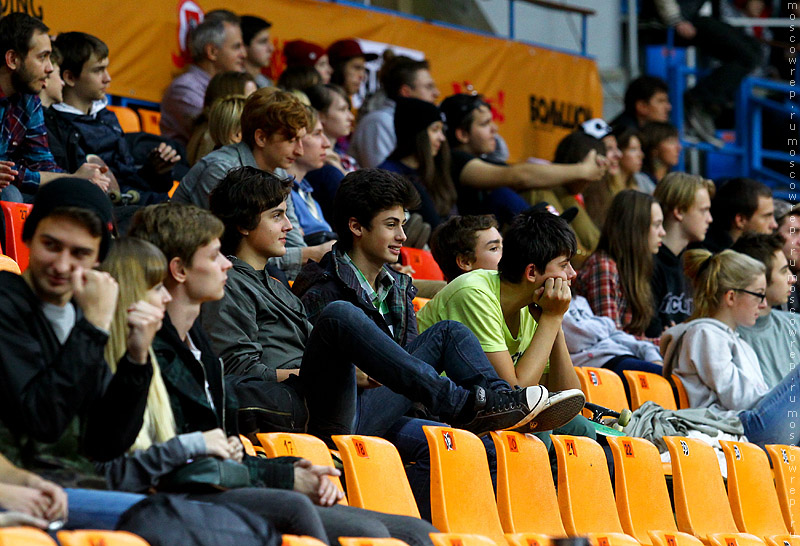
208, 94, 247, 148
654, 172, 715, 220
683, 248, 766, 319
101, 238, 177, 450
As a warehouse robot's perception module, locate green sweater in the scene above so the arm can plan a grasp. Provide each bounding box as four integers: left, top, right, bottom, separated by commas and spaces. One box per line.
738, 310, 799, 389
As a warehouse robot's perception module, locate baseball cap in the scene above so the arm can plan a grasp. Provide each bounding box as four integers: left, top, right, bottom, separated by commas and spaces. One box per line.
327, 39, 378, 64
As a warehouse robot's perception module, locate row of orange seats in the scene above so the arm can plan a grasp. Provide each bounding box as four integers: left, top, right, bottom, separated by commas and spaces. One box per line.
242, 429, 799, 546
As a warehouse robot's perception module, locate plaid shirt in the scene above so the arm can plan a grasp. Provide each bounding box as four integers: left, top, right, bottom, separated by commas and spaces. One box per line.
0, 88, 63, 192
575, 251, 660, 346
340, 251, 395, 334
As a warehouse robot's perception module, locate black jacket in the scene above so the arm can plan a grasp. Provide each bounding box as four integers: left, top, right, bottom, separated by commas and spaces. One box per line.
153, 313, 298, 489
651, 245, 693, 333
0, 272, 152, 482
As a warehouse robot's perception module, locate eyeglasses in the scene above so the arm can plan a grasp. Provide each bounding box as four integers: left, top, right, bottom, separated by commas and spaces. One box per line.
734, 288, 767, 304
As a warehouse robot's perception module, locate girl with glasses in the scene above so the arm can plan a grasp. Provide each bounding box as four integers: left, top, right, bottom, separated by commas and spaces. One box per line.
661, 248, 799, 446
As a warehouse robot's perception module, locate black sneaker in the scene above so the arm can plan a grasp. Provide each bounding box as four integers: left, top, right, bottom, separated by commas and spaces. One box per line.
455, 385, 548, 436
515, 389, 586, 433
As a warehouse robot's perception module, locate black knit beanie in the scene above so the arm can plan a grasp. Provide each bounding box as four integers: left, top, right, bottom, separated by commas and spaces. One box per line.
393, 97, 445, 150
22, 178, 114, 260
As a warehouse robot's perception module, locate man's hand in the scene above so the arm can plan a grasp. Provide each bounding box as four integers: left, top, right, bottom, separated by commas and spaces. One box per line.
390, 262, 415, 276
675, 20, 697, 40
74, 163, 111, 192
125, 299, 165, 364
293, 459, 344, 506
148, 143, 181, 175
355, 368, 382, 389
227, 436, 244, 463
0, 484, 55, 519
72, 267, 119, 331
302, 240, 336, 263
532, 277, 572, 318
27, 477, 68, 522
578, 150, 608, 182
0, 161, 18, 189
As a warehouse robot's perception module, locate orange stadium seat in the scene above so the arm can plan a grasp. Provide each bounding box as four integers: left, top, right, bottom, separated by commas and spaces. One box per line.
107, 105, 141, 133
57, 530, 150, 546
671, 375, 690, 409
282, 536, 328, 546
623, 370, 677, 410
331, 434, 419, 517
576, 367, 630, 415
400, 247, 444, 281
1, 201, 32, 271
0, 254, 20, 274
0, 527, 57, 546
766, 444, 800, 534
138, 109, 162, 135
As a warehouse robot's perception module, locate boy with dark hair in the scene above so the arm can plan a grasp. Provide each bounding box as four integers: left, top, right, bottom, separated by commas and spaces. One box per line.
699, 177, 777, 252
0, 177, 164, 528
240, 15, 274, 88
175, 87, 333, 279
129, 199, 436, 542
731, 232, 798, 388
610, 75, 672, 132
0, 13, 109, 202
430, 214, 502, 282
350, 56, 439, 168
45, 32, 180, 201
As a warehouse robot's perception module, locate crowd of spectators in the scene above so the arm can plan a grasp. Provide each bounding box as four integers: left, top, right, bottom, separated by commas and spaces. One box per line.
0, 4, 797, 543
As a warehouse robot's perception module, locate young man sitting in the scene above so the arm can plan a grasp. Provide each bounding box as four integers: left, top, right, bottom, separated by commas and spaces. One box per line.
429, 213, 664, 381
0, 178, 164, 528
731, 233, 799, 388
45, 32, 180, 202
418, 209, 587, 435
0, 13, 110, 202
128, 200, 440, 544
652, 172, 715, 331
174, 87, 333, 279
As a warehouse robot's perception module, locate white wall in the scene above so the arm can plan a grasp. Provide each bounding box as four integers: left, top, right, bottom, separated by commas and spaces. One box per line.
475, 0, 623, 70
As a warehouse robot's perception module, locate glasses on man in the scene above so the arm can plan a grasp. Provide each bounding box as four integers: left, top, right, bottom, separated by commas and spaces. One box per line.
734, 288, 767, 304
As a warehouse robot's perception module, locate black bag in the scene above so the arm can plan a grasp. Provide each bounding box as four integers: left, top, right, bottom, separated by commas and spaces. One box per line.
158, 457, 251, 493
232, 375, 308, 435
117, 493, 280, 546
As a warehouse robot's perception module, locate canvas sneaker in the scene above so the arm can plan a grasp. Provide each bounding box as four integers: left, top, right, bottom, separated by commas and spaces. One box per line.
515, 389, 586, 433
455, 385, 548, 436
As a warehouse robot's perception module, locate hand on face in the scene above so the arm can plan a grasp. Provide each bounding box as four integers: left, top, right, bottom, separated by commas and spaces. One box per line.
532, 276, 572, 318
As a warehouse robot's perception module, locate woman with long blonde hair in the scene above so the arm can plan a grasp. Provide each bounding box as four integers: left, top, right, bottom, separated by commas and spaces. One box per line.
660, 249, 799, 446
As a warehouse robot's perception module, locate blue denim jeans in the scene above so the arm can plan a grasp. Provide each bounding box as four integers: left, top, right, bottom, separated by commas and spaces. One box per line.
64, 488, 146, 530
0, 184, 23, 202
739, 364, 800, 446
300, 301, 511, 440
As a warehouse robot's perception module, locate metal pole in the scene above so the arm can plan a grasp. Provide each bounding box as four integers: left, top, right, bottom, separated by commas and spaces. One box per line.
627, 0, 639, 78
580, 13, 587, 56
509, 0, 515, 39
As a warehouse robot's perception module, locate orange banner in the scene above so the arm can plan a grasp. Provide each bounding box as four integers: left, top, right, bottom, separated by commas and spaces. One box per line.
11, 0, 602, 161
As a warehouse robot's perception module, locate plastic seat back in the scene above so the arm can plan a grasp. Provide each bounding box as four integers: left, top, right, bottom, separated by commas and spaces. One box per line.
138, 109, 162, 135
422, 425, 506, 546
57, 530, 150, 546
648, 531, 708, 546
282, 536, 328, 546
551, 435, 625, 536
664, 436, 739, 540
607, 436, 678, 544
107, 105, 142, 133
1, 201, 32, 271
765, 445, 800, 534
720, 440, 788, 538
671, 374, 690, 409
503, 533, 553, 546
577, 367, 630, 415
623, 370, 677, 410
0, 528, 57, 546
338, 539, 410, 546
706, 534, 769, 546
331, 434, 419, 517
431, 533, 507, 546
257, 432, 347, 504
0, 254, 20, 274
490, 431, 566, 536
240, 434, 257, 456
399, 247, 444, 281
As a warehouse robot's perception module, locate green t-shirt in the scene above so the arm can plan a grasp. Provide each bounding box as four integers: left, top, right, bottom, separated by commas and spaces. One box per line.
417, 269, 541, 367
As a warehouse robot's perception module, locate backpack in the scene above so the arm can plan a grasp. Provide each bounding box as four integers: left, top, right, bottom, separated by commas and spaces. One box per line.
117, 493, 280, 546
232, 375, 309, 436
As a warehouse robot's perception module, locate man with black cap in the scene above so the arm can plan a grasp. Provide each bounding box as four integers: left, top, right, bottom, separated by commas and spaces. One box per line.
327, 39, 378, 98
0, 178, 163, 500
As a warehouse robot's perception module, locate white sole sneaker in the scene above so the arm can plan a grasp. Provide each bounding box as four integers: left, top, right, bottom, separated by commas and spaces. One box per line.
516, 389, 586, 433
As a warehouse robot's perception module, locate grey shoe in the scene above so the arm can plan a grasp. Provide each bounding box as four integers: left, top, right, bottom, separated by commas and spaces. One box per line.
515, 388, 586, 433
685, 99, 724, 148
456, 385, 549, 437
